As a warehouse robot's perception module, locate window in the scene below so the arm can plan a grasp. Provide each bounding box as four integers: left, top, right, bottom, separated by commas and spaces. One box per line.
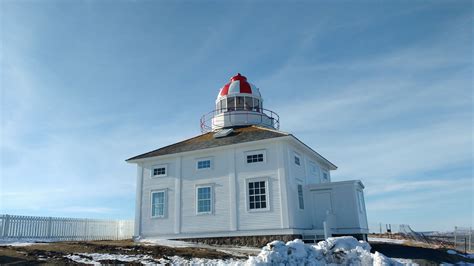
151, 165, 167, 177
197, 186, 212, 214
357, 190, 365, 213
236, 96, 244, 111
151, 191, 166, 218
253, 98, 260, 112
248, 180, 268, 210
244, 97, 253, 111
294, 155, 301, 166
322, 172, 329, 181
227, 97, 235, 111
297, 184, 304, 209
247, 153, 264, 163
197, 159, 211, 169
220, 99, 227, 113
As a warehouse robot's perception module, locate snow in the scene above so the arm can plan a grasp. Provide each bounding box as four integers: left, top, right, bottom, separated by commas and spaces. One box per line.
446, 249, 474, 259
65, 253, 159, 265
247, 237, 413, 265
0, 239, 50, 247
368, 237, 407, 244
30, 236, 413, 265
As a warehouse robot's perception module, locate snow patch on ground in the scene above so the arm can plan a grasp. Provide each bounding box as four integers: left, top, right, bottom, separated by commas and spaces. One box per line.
446, 249, 474, 259
65, 253, 159, 265
247, 237, 411, 265
368, 237, 407, 245
0, 239, 51, 247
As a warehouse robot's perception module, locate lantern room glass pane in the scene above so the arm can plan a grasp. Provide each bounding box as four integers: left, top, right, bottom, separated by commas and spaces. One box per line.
220, 99, 227, 112
227, 97, 235, 111
236, 97, 244, 111
254, 99, 260, 112
244, 97, 253, 111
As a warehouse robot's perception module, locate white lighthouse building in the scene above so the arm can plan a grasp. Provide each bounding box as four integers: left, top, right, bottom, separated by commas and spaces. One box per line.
127, 74, 369, 243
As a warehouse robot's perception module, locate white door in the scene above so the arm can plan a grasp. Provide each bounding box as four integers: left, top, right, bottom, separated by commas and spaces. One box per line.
311, 192, 332, 229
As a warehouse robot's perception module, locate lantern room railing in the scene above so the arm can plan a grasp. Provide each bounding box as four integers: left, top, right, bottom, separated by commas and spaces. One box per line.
200, 108, 280, 133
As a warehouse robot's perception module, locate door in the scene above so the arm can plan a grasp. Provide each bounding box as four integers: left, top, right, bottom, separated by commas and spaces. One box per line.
311, 192, 332, 229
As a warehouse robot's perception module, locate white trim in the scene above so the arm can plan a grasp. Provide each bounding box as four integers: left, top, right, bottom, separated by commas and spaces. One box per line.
150, 189, 167, 219
195, 157, 213, 171
244, 149, 267, 164
195, 184, 214, 215
245, 177, 270, 213
151, 164, 168, 178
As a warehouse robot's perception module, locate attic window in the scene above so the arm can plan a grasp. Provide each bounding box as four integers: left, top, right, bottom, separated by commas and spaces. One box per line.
247, 153, 264, 163
151, 165, 167, 177
197, 159, 211, 169
245, 150, 266, 164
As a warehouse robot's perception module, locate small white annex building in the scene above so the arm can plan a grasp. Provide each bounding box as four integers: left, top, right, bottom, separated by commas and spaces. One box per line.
127, 74, 369, 242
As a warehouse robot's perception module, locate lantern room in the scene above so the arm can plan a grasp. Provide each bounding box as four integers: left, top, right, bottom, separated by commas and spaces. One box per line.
200, 73, 280, 132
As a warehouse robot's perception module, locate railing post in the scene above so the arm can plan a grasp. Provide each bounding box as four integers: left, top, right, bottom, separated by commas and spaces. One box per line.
2, 215, 10, 238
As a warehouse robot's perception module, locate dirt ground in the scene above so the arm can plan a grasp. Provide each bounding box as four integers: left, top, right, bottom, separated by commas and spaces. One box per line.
0, 239, 473, 265
0, 239, 241, 265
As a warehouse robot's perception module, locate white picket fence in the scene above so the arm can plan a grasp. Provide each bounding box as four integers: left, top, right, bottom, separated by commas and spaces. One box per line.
0, 214, 134, 241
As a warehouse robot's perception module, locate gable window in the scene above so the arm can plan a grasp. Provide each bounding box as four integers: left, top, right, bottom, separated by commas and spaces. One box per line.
151, 190, 166, 218
197, 159, 211, 170
197, 186, 212, 214
297, 184, 304, 209
294, 155, 301, 166
151, 165, 167, 177
248, 180, 268, 210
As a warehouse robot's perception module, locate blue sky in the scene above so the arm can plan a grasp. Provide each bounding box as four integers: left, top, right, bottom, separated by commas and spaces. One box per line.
1, 1, 472, 231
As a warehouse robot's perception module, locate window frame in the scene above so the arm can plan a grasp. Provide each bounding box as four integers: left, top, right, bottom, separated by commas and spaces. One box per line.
196, 157, 213, 171
151, 164, 168, 178
245, 150, 266, 164
150, 189, 167, 218
297, 184, 305, 210
195, 185, 213, 215
246, 177, 270, 212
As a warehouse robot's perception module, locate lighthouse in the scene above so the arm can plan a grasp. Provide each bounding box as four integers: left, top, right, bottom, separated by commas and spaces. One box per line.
127, 73, 369, 243
200, 73, 279, 132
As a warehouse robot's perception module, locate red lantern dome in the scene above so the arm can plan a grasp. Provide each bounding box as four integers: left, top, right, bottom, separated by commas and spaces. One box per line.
218, 73, 261, 98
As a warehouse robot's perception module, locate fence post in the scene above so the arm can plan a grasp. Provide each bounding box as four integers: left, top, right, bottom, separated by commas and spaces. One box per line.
2, 215, 10, 238
47, 217, 52, 238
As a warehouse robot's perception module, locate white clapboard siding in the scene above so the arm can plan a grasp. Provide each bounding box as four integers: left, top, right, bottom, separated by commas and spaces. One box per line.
0, 214, 134, 241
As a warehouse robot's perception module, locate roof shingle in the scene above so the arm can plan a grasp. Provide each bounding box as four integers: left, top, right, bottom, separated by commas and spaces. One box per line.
126, 126, 288, 161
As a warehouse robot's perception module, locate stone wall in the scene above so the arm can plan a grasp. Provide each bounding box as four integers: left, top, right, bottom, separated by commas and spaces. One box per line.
175, 234, 303, 247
